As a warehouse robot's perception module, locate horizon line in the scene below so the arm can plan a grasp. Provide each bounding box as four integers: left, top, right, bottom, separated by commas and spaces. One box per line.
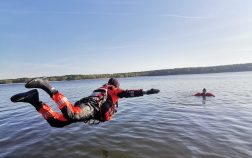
1, 63, 251, 80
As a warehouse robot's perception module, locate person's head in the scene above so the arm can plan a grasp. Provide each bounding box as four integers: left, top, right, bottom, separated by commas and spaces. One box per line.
108, 78, 120, 88
202, 88, 207, 94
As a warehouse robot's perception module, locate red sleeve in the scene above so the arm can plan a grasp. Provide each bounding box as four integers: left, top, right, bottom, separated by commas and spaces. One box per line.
206, 93, 215, 97
100, 103, 116, 122
114, 88, 124, 97
100, 87, 119, 121
103, 107, 115, 121
194, 93, 201, 96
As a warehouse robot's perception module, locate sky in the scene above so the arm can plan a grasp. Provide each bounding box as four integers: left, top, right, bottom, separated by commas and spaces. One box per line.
0, 0, 252, 79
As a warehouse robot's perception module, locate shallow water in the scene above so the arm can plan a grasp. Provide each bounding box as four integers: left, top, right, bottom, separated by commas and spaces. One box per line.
1, 72, 252, 158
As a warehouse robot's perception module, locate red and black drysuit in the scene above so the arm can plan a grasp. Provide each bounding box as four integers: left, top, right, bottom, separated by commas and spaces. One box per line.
194, 93, 215, 97
37, 84, 144, 128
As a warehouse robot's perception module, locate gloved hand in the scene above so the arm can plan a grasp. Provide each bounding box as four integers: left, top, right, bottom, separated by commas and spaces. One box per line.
144, 88, 160, 95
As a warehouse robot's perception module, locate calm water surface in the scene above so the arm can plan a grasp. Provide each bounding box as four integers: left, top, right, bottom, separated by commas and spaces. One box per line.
1, 72, 252, 158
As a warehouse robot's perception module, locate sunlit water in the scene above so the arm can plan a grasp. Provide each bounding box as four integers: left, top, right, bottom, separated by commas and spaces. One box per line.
1, 72, 252, 158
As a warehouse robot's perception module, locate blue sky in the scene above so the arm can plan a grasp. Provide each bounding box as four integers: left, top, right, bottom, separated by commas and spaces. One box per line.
1, 0, 252, 79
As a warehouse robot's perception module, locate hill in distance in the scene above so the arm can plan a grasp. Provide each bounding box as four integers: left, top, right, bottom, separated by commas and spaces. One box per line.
1, 63, 252, 84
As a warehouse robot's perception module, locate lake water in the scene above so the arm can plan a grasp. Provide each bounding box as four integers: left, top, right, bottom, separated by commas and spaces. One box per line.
1, 72, 252, 158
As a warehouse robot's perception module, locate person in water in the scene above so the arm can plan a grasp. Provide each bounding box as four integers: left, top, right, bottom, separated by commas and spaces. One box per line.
10, 78, 160, 128
194, 88, 215, 97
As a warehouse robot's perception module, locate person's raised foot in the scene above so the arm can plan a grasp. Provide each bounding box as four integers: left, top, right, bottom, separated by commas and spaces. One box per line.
25, 78, 57, 97
10, 89, 41, 109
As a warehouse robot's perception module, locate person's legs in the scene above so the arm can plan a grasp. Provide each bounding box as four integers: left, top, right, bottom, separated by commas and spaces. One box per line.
25, 78, 96, 121
11, 89, 71, 128
25, 78, 58, 97
38, 103, 71, 127
52, 92, 95, 121
10, 89, 41, 109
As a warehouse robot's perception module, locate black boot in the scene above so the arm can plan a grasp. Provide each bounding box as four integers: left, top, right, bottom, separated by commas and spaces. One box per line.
25, 78, 57, 97
10, 89, 42, 110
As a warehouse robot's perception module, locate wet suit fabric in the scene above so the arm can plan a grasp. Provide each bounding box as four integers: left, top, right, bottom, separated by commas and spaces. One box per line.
38, 92, 95, 128
37, 85, 144, 128
194, 93, 215, 97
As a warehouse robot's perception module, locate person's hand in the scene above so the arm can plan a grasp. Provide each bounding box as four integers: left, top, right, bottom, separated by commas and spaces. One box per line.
145, 88, 160, 95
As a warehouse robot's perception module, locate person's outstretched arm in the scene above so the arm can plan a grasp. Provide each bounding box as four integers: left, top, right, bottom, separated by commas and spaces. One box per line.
194, 93, 201, 96
117, 88, 160, 98
208, 93, 215, 97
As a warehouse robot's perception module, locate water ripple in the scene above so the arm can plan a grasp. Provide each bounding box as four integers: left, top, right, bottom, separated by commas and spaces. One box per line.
1, 73, 252, 158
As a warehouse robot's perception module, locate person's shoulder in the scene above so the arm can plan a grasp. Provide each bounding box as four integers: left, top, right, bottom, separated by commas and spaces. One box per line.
106, 85, 122, 92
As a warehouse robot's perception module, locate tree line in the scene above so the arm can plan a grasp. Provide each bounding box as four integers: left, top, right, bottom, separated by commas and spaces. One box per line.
1, 63, 252, 84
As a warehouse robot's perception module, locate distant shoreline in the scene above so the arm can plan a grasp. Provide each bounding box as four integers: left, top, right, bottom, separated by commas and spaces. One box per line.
1, 63, 252, 84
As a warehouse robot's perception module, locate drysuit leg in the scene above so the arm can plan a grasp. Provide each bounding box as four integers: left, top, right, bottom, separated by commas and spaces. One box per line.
52, 92, 95, 121
10, 89, 71, 128
38, 103, 71, 128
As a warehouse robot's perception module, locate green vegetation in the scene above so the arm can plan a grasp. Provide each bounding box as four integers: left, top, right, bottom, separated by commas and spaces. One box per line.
1, 63, 252, 84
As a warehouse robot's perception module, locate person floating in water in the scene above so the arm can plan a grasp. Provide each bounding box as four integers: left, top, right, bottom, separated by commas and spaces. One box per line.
10, 78, 160, 128
194, 88, 215, 97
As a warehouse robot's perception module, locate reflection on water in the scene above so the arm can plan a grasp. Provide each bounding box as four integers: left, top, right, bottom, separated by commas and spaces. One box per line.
101, 149, 109, 158
1, 72, 252, 158
202, 96, 206, 104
